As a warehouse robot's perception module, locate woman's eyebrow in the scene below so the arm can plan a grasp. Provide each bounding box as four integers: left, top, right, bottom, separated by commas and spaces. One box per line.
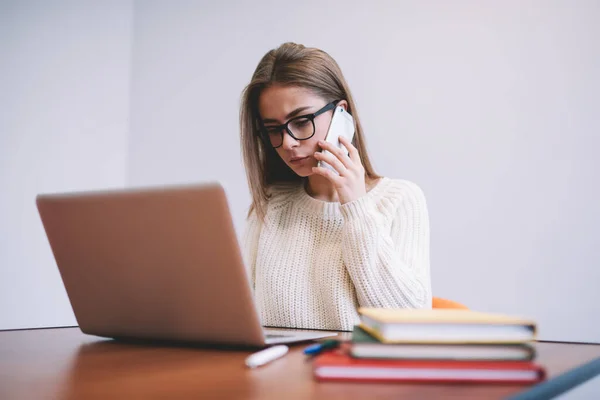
262, 106, 313, 124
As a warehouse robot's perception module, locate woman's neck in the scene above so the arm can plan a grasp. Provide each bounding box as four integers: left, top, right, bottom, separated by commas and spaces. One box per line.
305, 175, 339, 202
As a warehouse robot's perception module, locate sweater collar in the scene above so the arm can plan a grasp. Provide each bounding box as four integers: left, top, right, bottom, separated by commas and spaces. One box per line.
294, 177, 390, 217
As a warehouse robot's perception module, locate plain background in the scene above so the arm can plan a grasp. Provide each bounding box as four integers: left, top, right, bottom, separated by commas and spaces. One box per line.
1, 0, 599, 343
1, 0, 132, 330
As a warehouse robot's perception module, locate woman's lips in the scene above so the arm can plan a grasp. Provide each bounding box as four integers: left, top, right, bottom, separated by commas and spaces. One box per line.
290, 156, 309, 165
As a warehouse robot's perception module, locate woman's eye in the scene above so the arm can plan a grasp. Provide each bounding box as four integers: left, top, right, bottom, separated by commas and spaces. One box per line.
293, 119, 310, 127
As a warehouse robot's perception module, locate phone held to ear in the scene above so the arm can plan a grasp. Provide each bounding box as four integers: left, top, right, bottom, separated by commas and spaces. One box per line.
317, 106, 355, 174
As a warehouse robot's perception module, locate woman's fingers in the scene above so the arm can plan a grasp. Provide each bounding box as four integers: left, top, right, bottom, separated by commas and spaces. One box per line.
311, 166, 343, 186
313, 151, 347, 176
338, 136, 361, 165
317, 140, 353, 169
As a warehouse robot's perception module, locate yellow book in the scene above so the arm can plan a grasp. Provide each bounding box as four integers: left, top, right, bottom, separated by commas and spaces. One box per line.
358, 308, 537, 344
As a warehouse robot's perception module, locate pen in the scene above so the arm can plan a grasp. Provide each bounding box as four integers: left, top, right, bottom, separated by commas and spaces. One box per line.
245, 345, 289, 368
303, 339, 341, 356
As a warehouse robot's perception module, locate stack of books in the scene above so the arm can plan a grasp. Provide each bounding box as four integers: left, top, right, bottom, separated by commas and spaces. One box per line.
313, 308, 546, 384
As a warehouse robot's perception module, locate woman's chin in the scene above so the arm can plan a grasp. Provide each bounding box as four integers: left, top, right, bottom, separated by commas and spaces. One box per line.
287, 160, 316, 177
291, 166, 312, 177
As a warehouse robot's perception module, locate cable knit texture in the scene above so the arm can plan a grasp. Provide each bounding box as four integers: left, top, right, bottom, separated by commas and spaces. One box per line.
242, 177, 432, 331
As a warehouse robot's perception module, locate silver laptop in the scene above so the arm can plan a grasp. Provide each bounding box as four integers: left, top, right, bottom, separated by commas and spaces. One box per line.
36, 182, 337, 347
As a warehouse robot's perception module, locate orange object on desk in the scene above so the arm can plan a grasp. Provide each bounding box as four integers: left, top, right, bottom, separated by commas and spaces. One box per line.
432, 296, 468, 309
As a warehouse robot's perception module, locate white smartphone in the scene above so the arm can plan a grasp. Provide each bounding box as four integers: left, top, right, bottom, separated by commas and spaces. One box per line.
318, 105, 355, 174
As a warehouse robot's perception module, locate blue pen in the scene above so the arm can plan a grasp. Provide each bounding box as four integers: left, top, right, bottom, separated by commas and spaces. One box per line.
303, 339, 340, 355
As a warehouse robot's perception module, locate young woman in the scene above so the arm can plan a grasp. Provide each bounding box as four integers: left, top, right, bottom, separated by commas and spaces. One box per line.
239, 42, 431, 331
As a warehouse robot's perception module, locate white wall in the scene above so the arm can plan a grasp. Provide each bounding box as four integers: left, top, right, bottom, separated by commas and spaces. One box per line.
126, 1, 256, 234
2, 1, 598, 343
0, 0, 133, 329
127, 0, 600, 343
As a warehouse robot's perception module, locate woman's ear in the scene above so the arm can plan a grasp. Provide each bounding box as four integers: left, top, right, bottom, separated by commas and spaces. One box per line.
337, 99, 349, 111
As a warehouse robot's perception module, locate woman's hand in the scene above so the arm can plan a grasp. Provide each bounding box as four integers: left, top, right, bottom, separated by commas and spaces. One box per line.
312, 136, 367, 205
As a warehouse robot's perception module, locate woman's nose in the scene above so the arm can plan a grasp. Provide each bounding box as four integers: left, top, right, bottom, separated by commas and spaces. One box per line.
281, 131, 299, 150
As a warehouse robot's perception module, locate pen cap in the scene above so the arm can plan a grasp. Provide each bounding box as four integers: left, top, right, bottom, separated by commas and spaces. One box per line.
245, 345, 289, 368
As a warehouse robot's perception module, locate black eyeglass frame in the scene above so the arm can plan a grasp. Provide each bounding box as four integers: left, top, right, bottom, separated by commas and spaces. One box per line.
258, 100, 341, 148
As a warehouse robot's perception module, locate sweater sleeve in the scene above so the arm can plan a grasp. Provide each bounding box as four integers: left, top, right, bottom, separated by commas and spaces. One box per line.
339, 180, 432, 309
242, 208, 262, 292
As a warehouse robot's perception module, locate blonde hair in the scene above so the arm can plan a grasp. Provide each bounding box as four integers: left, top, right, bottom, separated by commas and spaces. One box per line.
239, 42, 379, 219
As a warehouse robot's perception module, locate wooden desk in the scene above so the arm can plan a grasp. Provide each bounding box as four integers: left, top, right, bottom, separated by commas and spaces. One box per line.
1, 328, 600, 399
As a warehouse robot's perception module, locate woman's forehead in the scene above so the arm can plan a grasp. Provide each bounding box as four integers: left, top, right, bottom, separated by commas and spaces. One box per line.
258, 85, 322, 122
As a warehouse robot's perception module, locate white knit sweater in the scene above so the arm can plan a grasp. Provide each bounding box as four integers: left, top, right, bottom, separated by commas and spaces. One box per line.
242, 177, 432, 331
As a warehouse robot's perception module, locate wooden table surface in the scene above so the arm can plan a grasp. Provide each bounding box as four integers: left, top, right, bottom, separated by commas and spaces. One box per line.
2, 327, 600, 399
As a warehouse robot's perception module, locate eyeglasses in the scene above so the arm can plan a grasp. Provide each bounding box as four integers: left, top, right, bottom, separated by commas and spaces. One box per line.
260, 100, 340, 148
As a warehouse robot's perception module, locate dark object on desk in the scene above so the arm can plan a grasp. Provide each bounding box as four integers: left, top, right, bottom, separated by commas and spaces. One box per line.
507, 356, 600, 400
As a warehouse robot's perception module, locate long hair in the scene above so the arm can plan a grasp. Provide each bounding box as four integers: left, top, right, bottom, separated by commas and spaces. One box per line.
240, 42, 379, 220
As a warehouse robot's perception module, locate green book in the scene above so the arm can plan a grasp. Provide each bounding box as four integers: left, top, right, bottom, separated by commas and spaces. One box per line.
350, 326, 536, 361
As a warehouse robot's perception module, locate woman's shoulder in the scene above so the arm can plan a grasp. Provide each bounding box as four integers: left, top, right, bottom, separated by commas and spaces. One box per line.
374, 177, 428, 207
383, 177, 426, 195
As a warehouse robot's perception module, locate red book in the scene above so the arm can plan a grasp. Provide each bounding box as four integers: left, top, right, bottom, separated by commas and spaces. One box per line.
313, 351, 546, 384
